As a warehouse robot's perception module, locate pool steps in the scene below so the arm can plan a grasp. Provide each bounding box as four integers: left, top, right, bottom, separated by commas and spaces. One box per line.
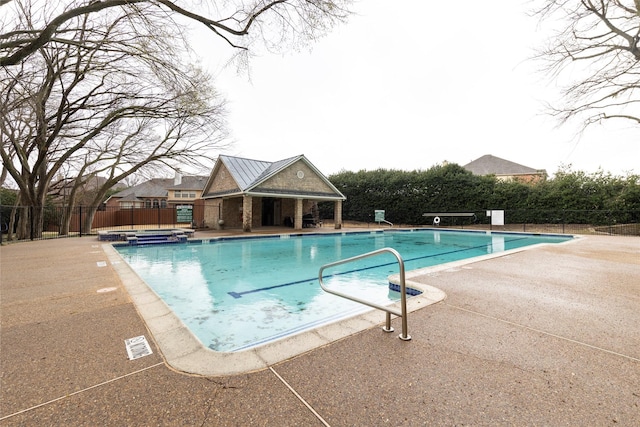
98, 229, 194, 245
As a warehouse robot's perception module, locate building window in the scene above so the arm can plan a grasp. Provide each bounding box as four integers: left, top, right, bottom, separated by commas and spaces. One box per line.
161, 200, 167, 208
153, 199, 159, 208
145, 199, 151, 208
175, 190, 195, 198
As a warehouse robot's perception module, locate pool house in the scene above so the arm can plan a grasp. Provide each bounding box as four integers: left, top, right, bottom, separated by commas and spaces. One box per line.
201, 154, 346, 232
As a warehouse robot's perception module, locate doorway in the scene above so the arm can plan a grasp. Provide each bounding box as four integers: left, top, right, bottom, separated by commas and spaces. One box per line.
261, 198, 281, 226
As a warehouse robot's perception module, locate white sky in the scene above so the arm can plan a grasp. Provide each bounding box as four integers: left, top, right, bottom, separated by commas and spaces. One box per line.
192, 0, 639, 177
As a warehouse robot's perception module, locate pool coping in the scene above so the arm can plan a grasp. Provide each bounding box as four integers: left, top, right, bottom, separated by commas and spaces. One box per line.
103, 229, 577, 376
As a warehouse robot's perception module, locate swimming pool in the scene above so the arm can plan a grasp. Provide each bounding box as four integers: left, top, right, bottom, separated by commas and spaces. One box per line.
114, 229, 572, 352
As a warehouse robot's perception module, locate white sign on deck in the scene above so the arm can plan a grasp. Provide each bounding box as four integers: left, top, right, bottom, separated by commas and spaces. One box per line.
125, 335, 153, 360
489, 210, 505, 226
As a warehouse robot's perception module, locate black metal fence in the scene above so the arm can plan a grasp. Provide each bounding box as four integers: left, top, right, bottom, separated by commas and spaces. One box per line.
418, 209, 640, 236
1, 205, 638, 243
0, 204, 202, 243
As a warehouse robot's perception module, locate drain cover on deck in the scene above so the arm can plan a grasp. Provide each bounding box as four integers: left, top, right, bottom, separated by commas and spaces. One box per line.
125, 335, 153, 360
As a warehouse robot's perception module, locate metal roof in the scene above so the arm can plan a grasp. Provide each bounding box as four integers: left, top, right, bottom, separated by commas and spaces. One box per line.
204, 154, 346, 200
220, 155, 300, 190
220, 155, 272, 190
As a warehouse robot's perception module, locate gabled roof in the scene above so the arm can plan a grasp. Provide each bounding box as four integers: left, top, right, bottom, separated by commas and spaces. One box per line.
219, 155, 294, 191
203, 154, 345, 200
167, 175, 208, 190
110, 175, 207, 200
463, 154, 542, 176
111, 178, 172, 199
118, 193, 143, 202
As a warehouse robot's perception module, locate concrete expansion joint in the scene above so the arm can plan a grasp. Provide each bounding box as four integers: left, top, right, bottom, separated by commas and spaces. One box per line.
445, 302, 640, 362
0, 363, 164, 422
269, 366, 331, 427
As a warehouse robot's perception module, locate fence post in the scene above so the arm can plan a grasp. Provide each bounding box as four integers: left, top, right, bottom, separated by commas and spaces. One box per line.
30, 206, 34, 240
79, 206, 83, 237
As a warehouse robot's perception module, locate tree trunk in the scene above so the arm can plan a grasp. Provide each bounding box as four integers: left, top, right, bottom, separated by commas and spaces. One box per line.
15, 206, 32, 240
59, 204, 73, 236
81, 206, 99, 235
7, 204, 19, 242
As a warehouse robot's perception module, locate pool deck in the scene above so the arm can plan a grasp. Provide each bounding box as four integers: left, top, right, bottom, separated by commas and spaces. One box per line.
1, 227, 639, 425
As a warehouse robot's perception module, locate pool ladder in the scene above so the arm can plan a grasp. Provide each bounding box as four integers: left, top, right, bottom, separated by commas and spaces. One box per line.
318, 247, 411, 341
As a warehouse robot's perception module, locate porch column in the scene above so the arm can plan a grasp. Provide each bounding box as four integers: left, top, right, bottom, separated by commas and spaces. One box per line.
334, 200, 343, 229
294, 198, 303, 230
243, 195, 253, 232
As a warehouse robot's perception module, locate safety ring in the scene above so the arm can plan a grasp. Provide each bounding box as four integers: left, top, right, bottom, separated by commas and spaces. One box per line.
433, 216, 440, 225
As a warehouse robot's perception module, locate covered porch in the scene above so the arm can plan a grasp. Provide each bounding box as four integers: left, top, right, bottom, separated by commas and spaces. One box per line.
203, 194, 343, 232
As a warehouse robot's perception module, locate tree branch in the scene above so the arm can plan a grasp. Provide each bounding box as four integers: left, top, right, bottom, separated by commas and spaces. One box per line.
1, 0, 147, 66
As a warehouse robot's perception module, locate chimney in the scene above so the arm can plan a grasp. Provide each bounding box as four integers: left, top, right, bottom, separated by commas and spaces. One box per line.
174, 169, 182, 186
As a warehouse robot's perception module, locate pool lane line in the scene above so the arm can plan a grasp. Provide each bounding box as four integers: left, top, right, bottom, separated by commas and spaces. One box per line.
228, 277, 315, 298
401, 236, 530, 264
0, 362, 165, 422
228, 237, 531, 299
269, 367, 331, 427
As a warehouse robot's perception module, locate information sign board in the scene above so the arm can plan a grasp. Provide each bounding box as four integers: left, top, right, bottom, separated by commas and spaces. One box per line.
177, 205, 193, 223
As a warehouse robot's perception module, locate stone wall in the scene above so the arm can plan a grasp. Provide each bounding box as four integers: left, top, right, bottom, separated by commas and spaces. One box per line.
208, 163, 239, 193
256, 160, 334, 194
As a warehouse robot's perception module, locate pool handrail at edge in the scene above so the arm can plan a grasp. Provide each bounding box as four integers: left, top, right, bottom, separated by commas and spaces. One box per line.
318, 247, 411, 341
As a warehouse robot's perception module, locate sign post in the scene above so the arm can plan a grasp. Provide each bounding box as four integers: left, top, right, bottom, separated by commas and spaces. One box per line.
374, 210, 393, 227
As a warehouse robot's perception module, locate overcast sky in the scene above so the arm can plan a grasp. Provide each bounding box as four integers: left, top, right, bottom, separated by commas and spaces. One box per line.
192, 0, 639, 177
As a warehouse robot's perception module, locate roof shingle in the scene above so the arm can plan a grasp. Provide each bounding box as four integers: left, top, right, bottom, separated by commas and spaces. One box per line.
463, 154, 541, 176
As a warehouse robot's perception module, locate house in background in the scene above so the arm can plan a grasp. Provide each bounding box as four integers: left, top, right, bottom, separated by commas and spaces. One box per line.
49, 175, 123, 207
106, 173, 208, 210
201, 154, 346, 232
463, 154, 546, 183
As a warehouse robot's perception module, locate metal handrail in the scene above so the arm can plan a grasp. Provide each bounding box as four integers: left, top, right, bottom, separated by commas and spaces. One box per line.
318, 247, 411, 341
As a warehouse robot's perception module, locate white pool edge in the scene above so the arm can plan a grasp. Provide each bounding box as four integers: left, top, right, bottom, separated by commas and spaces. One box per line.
103, 233, 577, 376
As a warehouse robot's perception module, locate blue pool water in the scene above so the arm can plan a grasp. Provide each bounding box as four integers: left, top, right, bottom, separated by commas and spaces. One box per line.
115, 229, 571, 351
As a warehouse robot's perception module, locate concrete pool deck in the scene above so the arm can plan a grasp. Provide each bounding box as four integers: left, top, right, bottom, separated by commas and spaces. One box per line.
1, 228, 639, 425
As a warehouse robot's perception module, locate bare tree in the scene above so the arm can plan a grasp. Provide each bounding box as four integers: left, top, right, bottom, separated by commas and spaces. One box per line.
0, 0, 351, 67
1, 2, 226, 239
534, 1, 640, 129
1, 0, 351, 239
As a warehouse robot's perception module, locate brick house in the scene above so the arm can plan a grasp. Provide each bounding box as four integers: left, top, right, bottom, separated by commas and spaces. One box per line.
201, 154, 346, 232
105, 174, 208, 210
